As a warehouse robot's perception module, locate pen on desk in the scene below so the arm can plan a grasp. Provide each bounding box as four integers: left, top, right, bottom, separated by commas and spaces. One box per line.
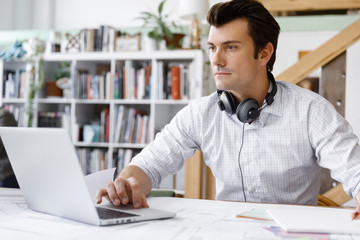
352, 211, 359, 221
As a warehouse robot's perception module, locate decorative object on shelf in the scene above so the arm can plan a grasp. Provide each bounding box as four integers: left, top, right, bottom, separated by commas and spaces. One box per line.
179, 0, 209, 49
137, 0, 185, 50
45, 31, 62, 54
56, 77, 72, 99
0, 41, 27, 61
65, 32, 81, 53
46, 62, 71, 98
46, 81, 62, 97
115, 32, 141, 51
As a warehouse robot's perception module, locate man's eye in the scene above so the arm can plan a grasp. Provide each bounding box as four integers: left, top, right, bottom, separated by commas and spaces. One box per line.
227, 46, 237, 50
208, 46, 216, 51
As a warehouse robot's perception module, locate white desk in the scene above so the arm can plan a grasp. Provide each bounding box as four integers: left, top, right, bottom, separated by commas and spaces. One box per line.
0, 188, 358, 240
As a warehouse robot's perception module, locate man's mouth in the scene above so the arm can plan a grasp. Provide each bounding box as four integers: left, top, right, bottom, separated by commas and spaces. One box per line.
214, 72, 231, 76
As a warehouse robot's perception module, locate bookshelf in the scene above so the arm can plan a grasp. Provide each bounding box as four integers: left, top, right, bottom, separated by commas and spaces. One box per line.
0, 49, 203, 191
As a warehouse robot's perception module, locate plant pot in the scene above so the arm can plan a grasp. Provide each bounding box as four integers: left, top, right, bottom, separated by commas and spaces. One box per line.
144, 35, 159, 51
164, 33, 185, 50
46, 81, 63, 97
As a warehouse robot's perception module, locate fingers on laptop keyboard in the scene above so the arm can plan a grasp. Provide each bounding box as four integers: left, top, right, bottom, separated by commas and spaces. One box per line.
106, 181, 123, 206
96, 189, 110, 204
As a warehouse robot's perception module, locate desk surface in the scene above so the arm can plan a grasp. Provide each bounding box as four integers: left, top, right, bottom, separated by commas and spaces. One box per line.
0, 188, 358, 240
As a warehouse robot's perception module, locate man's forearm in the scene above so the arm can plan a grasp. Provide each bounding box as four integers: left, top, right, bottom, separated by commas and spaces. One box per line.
119, 165, 151, 196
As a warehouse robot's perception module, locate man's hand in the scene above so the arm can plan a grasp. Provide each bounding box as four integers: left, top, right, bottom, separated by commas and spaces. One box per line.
95, 166, 151, 208
352, 190, 360, 220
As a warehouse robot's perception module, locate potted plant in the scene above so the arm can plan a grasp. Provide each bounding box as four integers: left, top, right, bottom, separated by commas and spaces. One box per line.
46, 62, 70, 98
137, 0, 185, 50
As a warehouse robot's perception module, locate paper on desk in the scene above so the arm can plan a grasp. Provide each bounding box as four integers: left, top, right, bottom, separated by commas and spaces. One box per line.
84, 168, 116, 203
237, 208, 274, 221
267, 207, 360, 234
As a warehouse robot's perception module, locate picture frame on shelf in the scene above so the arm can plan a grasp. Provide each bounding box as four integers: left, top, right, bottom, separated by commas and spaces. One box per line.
115, 33, 141, 51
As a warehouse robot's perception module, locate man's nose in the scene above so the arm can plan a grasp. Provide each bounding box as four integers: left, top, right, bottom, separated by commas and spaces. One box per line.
211, 50, 225, 67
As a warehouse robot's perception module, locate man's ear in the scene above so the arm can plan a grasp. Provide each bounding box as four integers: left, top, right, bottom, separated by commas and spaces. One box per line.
258, 42, 274, 67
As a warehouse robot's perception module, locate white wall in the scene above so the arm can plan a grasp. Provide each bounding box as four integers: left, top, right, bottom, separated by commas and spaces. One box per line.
0, 0, 14, 30
54, 0, 222, 30
0, 0, 222, 30
0, 0, 54, 30
346, 40, 360, 138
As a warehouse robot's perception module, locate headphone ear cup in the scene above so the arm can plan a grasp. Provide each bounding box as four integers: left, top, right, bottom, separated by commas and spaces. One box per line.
219, 91, 237, 115
236, 98, 260, 123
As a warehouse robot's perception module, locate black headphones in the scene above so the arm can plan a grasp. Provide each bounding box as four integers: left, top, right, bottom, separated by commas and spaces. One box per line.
217, 71, 277, 123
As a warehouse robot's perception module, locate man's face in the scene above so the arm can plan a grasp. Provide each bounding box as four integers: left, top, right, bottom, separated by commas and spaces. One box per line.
208, 19, 262, 95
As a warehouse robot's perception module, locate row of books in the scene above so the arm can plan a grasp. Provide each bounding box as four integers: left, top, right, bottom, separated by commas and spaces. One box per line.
2, 69, 30, 99
157, 62, 192, 100
115, 148, 141, 173
76, 147, 141, 175
37, 107, 71, 133
74, 70, 112, 100
113, 105, 150, 144
80, 25, 116, 53
77, 148, 110, 175
73, 62, 151, 100
115, 61, 151, 100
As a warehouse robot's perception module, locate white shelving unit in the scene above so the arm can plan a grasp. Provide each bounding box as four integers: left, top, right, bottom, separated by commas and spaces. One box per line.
0, 49, 203, 190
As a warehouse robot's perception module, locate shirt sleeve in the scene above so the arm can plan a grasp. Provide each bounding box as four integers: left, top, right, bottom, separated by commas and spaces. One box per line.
308, 97, 360, 198
129, 101, 202, 188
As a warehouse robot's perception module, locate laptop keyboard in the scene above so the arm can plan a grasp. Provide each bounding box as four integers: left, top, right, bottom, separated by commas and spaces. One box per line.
96, 207, 139, 219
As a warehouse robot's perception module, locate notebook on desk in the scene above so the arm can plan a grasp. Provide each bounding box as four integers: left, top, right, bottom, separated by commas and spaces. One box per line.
267, 207, 360, 235
0, 127, 175, 226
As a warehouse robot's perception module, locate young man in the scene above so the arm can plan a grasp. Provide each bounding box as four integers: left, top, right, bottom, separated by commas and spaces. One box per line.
96, 0, 360, 218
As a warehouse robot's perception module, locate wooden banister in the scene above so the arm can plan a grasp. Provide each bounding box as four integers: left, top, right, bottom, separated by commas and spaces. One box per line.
276, 19, 360, 84
260, 0, 360, 12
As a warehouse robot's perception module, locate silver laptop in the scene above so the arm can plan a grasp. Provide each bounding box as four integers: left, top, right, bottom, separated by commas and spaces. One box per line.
0, 127, 175, 226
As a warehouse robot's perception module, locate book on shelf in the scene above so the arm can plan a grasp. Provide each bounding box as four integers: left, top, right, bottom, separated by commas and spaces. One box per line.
157, 61, 164, 99
113, 105, 125, 143
145, 64, 151, 99
171, 65, 180, 100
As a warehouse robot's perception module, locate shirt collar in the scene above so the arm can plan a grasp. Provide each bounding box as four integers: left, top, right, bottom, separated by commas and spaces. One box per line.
252, 81, 283, 128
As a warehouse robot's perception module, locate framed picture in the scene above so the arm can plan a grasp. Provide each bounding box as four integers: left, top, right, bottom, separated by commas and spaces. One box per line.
115, 33, 141, 51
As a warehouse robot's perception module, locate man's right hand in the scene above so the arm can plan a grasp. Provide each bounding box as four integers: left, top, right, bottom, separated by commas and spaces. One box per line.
95, 166, 150, 208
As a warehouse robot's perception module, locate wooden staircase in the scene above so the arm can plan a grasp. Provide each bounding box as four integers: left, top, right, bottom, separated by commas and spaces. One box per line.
260, 0, 360, 14
276, 19, 360, 85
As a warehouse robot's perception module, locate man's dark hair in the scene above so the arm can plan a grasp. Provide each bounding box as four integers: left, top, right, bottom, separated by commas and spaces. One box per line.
207, 0, 280, 72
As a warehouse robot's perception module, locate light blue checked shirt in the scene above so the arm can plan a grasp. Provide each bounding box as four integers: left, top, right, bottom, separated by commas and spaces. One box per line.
131, 81, 360, 205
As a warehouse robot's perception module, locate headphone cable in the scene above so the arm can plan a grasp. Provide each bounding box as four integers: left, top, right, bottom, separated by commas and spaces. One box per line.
237, 123, 247, 202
